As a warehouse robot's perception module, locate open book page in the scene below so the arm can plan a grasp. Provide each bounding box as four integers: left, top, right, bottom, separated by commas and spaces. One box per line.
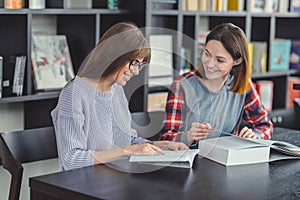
246, 138, 300, 157
129, 149, 200, 168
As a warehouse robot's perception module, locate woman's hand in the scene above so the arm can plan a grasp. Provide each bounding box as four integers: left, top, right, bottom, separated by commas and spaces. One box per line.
153, 141, 189, 151
166, 141, 189, 151
235, 127, 257, 139
122, 143, 164, 156
187, 122, 213, 144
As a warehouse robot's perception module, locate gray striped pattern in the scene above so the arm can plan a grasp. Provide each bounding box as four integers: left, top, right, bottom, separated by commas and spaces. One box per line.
51, 76, 147, 171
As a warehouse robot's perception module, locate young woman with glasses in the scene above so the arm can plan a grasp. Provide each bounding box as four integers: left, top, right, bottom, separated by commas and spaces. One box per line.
159, 23, 274, 148
51, 22, 188, 171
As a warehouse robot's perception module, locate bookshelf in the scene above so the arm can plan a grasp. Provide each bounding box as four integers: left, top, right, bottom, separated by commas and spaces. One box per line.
0, 0, 145, 130
1, 0, 300, 131
145, 0, 300, 113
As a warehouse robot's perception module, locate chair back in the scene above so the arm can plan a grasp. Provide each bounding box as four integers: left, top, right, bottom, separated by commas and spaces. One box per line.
131, 111, 166, 140
0, 126, 58, 200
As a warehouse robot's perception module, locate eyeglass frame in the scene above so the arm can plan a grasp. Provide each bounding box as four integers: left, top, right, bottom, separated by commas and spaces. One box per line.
129, 59, 147, 71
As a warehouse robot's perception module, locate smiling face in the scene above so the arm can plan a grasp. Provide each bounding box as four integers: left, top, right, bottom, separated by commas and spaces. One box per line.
201, 40, 239, 82
114, 58, 144, 86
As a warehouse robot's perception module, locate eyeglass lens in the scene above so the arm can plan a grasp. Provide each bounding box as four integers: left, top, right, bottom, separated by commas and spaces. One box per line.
130, 59, 146, 71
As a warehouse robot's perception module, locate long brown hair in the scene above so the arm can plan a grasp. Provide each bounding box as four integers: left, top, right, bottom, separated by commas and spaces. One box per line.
197, 23, 251, 94
77, 22, 151, 79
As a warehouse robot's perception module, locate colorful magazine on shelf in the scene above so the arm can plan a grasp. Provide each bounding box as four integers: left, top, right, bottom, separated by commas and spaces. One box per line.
31, 35, 75, 91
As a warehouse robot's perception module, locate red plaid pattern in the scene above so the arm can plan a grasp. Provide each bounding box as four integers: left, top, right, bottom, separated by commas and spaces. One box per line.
159, 71, 273, 141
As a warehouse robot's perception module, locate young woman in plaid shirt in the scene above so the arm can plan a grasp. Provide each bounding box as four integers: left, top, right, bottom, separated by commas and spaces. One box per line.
159, 23, 273, 148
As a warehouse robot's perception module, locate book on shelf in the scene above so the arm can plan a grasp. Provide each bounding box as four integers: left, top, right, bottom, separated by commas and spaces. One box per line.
291, 0, 300, 12
29, 0, 45, 9
264, 0, 278, 13
251, 0, 278, 12
182, 0, 186, 10
149, 34, 173, 88
12, 55, 26, 96
251, 41, 267, 74
248, 42, 253, 74
4, 0, 22, 9
186, 0, 198, 11
255, 80, 274, 112
216, 0, 227, 11
227, 0, 244, 11
2, 55, 20, 97
251, 0, 265, 12
210, 0, 217, 11
198, 135, 300, 166
179, 47, 192, 75
288, 77, 300, 108
197, 31, 209, 45
31, 35, 75, 91
129, 149, 200, 168
270, 39, 291, 71
289, 40, 300, 70
0, 56, 2, 98
64, 0, 92, 9
278, 0, 289, 13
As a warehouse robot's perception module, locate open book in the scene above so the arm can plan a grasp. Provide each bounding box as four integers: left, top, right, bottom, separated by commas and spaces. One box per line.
198, 135, 300, 166
129, 149, 200, 168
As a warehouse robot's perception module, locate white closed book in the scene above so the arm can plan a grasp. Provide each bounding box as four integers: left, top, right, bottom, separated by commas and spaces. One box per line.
198, 136, 300, 166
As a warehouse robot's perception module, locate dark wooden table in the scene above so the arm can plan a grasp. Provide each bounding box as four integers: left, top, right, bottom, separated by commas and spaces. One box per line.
30, 128, 300, 200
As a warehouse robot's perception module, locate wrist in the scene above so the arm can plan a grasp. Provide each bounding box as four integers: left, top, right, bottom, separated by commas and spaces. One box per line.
121, 146, 130, 157
146, 140, 154, 145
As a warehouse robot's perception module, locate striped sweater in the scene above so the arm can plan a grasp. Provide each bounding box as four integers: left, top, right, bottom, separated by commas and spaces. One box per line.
51, 76, 147, 171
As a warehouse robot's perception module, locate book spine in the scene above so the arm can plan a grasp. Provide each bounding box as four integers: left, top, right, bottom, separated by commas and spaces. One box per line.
12, 56, 21, 95
18, 56, 26, 96
29, 0, 45, 9
4, 0, 23, 9
288, 77, 300, 108
255, 80, 274, 112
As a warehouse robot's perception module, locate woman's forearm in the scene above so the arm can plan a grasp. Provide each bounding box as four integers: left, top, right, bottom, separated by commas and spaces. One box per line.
93, 147, 126, 165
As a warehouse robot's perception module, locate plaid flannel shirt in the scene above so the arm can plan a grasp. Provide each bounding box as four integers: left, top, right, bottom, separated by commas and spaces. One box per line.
159, 71, 273, 141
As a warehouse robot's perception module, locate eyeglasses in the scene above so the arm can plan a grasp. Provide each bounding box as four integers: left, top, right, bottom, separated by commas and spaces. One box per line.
129, 59, 147, 71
